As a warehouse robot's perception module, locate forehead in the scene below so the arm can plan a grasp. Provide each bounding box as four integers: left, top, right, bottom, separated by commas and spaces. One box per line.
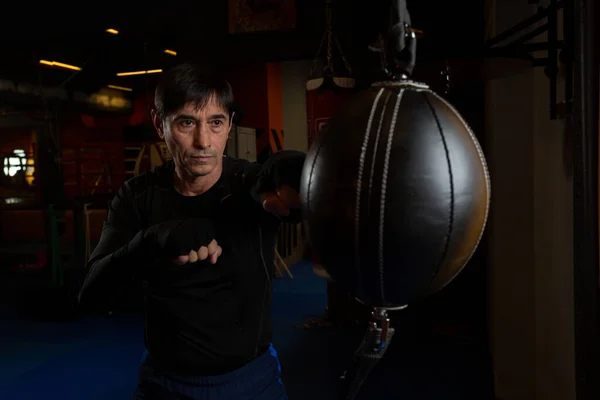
173, 98, 229, 119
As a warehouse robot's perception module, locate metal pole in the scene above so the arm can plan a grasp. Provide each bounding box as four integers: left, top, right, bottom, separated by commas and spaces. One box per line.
572, 0, 600, 397
484, 0, 564, 47
548, 0, 558, 119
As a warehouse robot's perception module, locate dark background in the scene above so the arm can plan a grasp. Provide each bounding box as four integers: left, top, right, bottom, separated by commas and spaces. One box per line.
0, 1, 485, 92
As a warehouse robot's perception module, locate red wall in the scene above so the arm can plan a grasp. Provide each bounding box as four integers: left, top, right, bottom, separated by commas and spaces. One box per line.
223, 63, 269, 130
129, 95, 153, 126
222, 62, 285, 163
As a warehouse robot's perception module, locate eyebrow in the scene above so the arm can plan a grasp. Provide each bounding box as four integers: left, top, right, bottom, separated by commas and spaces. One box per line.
173, 113, 227, 122
173, 114, 198, 122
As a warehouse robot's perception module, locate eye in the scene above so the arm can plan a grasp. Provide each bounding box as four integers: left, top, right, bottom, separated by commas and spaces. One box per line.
176, 119, 196, 131
210, 120, 224, 128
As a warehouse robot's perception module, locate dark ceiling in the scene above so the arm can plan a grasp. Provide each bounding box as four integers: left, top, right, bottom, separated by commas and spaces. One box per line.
0, 1, 485, 95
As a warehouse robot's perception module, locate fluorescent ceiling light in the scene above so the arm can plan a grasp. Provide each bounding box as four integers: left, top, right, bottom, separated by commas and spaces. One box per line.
39, 60, 82, 71
116, 69, 163, 77
107, 85, 133, 92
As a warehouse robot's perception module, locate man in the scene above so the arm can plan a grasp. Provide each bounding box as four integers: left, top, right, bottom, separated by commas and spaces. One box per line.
78, 63, 305, 399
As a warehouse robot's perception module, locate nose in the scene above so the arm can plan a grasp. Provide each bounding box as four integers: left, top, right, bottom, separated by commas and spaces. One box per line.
193, 124, 211, 149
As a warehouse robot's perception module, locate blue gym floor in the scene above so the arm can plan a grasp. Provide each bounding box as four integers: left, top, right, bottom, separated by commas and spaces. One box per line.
0, 261, 493, 399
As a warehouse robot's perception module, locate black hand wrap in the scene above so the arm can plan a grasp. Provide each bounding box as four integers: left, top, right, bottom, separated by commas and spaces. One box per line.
230, 161, 262, 195
252, 150, 306, 200
143, 218, 216, 258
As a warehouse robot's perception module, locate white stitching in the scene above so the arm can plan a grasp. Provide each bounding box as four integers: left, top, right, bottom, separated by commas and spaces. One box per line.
431, 92, 491, 271
378, 89, 404, 302
354, 88, 385, 298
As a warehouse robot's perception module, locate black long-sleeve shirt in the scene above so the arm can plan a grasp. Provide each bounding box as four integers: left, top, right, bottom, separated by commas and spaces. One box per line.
78, 154, 301, 376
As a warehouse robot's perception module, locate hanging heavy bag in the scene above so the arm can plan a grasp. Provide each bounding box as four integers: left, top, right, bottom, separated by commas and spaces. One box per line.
306, 0, 356, 149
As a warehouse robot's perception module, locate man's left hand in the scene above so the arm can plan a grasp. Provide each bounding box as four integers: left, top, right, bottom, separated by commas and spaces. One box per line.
261, 184, 301, 217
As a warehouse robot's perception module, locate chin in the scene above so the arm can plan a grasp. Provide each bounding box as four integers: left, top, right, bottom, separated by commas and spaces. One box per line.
190, 168, 212, 177
180, 157, 221, 178
189, 165, 215, 177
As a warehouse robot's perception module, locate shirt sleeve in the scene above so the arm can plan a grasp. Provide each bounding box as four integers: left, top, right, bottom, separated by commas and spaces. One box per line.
78, 182, 144, 312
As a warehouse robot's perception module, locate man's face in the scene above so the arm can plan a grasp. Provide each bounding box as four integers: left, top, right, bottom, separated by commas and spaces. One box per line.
153, 98, 232, 179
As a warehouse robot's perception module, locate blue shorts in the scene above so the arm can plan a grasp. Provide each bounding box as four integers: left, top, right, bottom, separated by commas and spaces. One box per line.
133, 345, 287, 400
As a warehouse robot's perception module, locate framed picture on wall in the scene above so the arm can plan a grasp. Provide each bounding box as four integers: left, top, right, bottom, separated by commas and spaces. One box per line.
228, 0, 297, 34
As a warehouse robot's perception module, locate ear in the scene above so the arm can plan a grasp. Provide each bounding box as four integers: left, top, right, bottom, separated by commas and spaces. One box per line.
151, 109, 165, 140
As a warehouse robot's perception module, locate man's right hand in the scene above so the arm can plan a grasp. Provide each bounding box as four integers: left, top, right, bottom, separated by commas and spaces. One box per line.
172, 239, 222, 265
144, 218, 222, 265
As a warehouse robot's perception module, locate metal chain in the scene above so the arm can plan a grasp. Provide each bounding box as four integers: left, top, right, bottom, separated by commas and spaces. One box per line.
309, 32, 327, 78
309, 0, 353, 78
334, 35, 352, 76
325, 3, 334, 74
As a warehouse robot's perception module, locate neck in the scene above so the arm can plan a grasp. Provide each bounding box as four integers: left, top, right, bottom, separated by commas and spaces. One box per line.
173, 163, 223, 196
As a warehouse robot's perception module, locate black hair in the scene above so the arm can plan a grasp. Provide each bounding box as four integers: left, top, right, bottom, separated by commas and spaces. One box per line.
154, 63, 234, 120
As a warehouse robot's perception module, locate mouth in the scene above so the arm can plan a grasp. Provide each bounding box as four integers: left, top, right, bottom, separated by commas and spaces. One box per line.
189, 155, 214, 164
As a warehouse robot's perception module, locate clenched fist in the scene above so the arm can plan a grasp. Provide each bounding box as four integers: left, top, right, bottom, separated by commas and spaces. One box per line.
172, 239, 222, 265
143, 218, 221, 264
261, 184, 301, 217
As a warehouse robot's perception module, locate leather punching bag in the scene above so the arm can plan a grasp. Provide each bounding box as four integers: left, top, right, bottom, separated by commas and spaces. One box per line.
306, 0, 355, 148
300, 80, 491, 308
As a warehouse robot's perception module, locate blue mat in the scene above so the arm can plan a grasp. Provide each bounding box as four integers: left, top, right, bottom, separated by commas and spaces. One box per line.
0, 261, 492, 399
